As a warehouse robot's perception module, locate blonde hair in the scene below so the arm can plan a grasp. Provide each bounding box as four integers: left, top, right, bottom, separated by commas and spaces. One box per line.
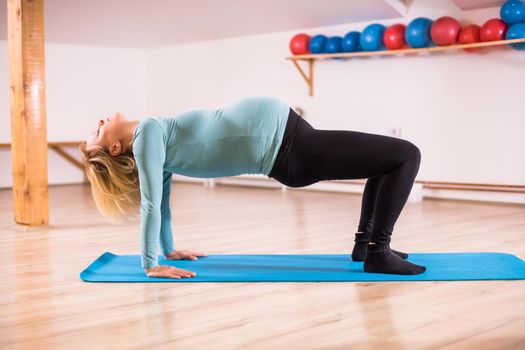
79, 142, 141, 223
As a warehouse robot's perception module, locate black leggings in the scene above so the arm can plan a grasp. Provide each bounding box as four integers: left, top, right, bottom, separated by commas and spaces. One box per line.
268, 108, 421, 245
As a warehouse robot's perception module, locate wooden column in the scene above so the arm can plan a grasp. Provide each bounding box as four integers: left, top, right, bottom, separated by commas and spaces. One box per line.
7, 0, 49, 226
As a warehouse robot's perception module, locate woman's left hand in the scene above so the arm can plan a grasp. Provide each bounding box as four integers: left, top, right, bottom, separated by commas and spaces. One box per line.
165, 249, 208, 261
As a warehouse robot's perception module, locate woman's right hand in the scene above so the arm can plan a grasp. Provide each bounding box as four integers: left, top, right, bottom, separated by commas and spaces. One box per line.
145, 265, 197, 279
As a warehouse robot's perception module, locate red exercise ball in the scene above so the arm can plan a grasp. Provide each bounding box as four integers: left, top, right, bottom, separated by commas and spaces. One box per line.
289, 33, 311, 55
431, 16, 461, 45
458, 24, 481, 52
480, 18, 508, 41
384, 24, 406, 50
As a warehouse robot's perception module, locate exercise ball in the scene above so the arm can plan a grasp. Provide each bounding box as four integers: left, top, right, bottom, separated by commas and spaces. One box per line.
406, 17, 434, 48
506, 23, 525, 50
309, 35, 327, 54
325, 36, 343, 53
480, 19, 508, 41
342, 31, 361, 52
431, 16, 461, 46
458, 24, 482, 52
290, 33, 311, 55
500, 0, 525, 24
360, 24, 386, 51
384, 24, 407, 50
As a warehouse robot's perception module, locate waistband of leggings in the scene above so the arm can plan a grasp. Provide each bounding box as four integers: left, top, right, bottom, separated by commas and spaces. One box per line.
270, 108, 302, 174
282, 108, 302, 144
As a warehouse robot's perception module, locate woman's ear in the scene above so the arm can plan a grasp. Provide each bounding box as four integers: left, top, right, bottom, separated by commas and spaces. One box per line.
109, 141, 122, 156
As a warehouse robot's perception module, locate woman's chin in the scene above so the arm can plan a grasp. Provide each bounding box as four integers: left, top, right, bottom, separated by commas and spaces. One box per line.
115, 112, 127, 122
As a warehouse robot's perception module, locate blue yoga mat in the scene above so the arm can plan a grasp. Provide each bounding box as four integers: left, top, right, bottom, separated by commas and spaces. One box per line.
80, 252, 525, 282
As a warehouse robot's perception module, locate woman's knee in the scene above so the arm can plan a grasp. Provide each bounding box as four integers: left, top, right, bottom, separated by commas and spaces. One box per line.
407, 141, 421, 164
397, 140, 421, 165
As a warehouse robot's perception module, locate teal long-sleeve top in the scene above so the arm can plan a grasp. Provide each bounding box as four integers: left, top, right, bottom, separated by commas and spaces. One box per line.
131, 96, 291, 269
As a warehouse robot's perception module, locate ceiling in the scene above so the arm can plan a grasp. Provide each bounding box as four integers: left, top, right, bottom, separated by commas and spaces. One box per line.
0, 0, 506, 48
0, 0, 405, 48
450, 0, 505, 10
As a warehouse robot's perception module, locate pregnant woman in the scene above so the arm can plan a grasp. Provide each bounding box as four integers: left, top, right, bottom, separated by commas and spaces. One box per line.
80, 96, 426, 278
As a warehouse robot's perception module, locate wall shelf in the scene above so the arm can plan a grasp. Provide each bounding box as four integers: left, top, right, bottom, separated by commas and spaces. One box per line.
285, 38, 525, 97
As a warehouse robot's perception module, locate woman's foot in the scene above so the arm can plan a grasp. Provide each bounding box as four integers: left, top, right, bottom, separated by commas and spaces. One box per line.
351, 231, 408, 261
363, 242, 426, 275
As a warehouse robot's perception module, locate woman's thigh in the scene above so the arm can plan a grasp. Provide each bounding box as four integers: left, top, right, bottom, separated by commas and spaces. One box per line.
281, 120, 418, 187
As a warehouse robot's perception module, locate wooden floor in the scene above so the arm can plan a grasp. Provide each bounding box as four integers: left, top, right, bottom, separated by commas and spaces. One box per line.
1, 182, 525, 349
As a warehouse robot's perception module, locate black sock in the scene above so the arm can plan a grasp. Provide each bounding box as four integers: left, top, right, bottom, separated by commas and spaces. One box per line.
351, 232, 409, 261
364, 242, 426, 275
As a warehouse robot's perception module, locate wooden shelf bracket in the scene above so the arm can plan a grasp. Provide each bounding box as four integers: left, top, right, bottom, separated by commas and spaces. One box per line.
290, 58, 314, 97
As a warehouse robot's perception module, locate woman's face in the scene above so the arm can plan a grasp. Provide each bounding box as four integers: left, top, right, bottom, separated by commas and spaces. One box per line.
86, 112, 127, 152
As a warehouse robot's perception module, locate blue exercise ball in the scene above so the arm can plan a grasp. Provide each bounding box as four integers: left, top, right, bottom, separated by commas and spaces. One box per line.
342, 31, 361, 52
406, 17, 434, 48
506, 23, 525, 50
309, 35, 327, 54
500, 0, 525, 24
360, 24, 386, 51
325, 36, 343, 53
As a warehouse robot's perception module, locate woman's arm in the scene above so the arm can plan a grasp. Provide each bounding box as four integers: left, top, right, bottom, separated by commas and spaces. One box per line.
134, 119, 166, 270
135, 119, 206, 278
159, 171, 208, 262
160, 170, 175, 256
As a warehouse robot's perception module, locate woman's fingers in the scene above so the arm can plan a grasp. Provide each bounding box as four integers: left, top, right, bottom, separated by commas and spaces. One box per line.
167, 249, 208, 260
173, 267, 197, 277
192, 251, 208, 257
182, 250, 208, 256
180, 253, 202, 260
188, 251, 208, 260
147, 265, 196, 279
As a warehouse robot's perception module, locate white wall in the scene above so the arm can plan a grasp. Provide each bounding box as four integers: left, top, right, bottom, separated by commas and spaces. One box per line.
144, 6, 525, 187
1, 4, 524, 193
0, 41, 147, 187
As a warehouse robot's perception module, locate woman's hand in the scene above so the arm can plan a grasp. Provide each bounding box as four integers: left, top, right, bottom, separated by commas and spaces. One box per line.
165, 249, 208, 261
145, 265, 196, 279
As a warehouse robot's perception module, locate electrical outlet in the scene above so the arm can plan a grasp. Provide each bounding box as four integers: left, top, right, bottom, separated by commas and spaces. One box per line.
387, 126, 402, 137
387, 126, 397, 137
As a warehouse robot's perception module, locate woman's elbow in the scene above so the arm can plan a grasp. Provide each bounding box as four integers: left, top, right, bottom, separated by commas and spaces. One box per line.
141, 202, 161, 215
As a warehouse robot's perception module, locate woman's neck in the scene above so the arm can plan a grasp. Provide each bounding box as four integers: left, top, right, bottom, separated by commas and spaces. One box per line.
123, 119, 141, 153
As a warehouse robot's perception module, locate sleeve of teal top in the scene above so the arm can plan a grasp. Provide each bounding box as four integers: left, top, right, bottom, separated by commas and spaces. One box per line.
160, 171, 175, 256
134, 119, 166, 269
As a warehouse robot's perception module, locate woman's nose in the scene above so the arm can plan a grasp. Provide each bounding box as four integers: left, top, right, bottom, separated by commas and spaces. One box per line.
98, 119, 104, 126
